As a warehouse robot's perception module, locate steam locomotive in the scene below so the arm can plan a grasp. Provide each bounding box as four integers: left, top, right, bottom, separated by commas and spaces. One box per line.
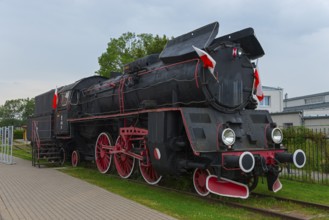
28, 22, 306, 199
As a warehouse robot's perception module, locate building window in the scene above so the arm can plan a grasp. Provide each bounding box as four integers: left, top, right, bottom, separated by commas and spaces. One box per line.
259, 96, 270, 107
305, 96, 324, 105
283, 123, 293, 128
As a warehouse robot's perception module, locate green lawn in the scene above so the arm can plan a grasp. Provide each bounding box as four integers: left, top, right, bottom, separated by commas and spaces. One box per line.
61, 166, 273, 220
12, 140, 32, 160
253, 178, 329, 206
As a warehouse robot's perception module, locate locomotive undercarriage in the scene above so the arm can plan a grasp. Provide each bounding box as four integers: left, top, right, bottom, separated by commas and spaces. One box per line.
70, 107, 306, 199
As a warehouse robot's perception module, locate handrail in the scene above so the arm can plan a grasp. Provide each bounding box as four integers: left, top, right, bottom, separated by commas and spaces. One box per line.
32, 121, 41, 160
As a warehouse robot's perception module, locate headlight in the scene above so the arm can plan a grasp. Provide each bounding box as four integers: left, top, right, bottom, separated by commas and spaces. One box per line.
222, 128, 236, 146
271, 128, 283, 144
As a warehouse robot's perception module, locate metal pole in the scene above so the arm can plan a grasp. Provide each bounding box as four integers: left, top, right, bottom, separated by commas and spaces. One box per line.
0, 126, 15, 165
5, 127, 8, 163
0, 127, 3, 162
9, 126, 13, 164
1, 127, 5, 163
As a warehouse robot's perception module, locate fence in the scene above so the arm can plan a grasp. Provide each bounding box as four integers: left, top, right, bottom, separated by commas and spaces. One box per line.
0, 126, 14, 164
281, 127, 329, 184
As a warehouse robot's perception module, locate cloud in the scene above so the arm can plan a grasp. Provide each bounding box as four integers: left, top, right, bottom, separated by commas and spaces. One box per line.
1, 0, 329, 103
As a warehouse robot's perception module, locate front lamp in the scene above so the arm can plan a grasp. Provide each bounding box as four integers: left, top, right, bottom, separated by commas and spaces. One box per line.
271, 128, 283, 144
222, 128, 236, 146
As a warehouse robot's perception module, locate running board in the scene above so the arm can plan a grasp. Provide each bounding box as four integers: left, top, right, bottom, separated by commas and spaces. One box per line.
206, 175, 249, 199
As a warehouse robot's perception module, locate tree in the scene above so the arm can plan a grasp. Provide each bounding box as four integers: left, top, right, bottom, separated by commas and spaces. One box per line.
21, 98, 35, 125
96, 32, 169, 78
0, 98, 35, 127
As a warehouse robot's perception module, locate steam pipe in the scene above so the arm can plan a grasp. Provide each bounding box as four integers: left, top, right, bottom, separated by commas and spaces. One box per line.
224, 151, 255, 173
275, 149, 306, 168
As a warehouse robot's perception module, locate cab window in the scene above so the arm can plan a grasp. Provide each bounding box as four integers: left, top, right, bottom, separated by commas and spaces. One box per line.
60, 91, 71, 107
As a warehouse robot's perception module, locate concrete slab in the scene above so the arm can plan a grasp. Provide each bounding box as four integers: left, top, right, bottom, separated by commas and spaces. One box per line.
0, 158, 176, 220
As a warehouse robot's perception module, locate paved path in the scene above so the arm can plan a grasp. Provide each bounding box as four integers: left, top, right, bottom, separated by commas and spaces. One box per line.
0, 158, 176, 220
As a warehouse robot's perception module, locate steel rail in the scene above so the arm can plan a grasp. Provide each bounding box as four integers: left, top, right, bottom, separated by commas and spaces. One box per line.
105, 174, 307, 220
251, 192, 329, 211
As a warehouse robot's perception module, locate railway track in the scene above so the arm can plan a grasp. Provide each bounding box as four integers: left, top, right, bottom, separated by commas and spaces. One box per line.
157, 186, 307, 220
105, 174, 328, 220
251, 192, 329, 211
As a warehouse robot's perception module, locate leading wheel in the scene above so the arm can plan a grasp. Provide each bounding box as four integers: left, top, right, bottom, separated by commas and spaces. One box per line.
139, 139, 162, 185
193, 168, 211, 197
71, 150, 80, 167
114, 136, 135, 179
95, 132, 113, 174
247, 175, 259, 191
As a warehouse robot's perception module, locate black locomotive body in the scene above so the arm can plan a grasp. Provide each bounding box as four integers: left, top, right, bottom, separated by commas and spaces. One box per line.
28, 22, 306, 198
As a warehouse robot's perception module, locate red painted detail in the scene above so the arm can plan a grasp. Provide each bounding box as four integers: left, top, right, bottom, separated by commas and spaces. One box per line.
77, 59, 189, 103
232, 48, 237, 58
118, 78, 126, 113
193, 168, 210, 196
113, 136, 135, 178
138, 58, 199, 76
139, 139, 162, 185
112, 126, 150, 178
264, 123, 271, 148
272, 177, 282, 193
109, 148, 143, 160
31, 121, 41, 160
221, 150, 285, 170
71, 150, 79, 167
194, 59, 201, 88
137, 57, 201, 89
95, 132, 112, 174
120, 127, 148, 136
206, 175, 249, 199
108, 82, 116, 88
67, 108, 193, 155
153, 148, 161, 160
68, 107, 182, 123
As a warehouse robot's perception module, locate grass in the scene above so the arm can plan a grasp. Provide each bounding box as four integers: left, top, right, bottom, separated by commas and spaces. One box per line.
61, 166, 271, 220
11, 142, 329, 219
12, 140, 32, 160
253, 177, 329, 206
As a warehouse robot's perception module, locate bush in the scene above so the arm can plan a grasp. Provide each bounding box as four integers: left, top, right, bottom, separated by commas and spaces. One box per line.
14, 129, 24, 139
282, 126, 329, 174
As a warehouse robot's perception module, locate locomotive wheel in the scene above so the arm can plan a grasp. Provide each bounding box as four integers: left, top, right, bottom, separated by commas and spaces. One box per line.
114, 136, 135, 179
139, 140, 162, 185
95, 132, 113, 174
193, 168, 211, 197
71, 150, 80, 167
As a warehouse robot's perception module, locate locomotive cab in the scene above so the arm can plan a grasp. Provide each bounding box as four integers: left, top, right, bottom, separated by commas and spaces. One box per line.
54, 76, 108, 137
55, 90, 70, 135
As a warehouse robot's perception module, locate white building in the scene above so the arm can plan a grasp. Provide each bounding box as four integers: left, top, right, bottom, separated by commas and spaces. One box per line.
256, 86, 283, 113
283, 92, 329, 116
270, 91, 329, 133
254, 87, 329, 133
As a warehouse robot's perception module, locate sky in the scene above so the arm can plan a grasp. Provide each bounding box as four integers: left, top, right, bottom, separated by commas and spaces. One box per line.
1, 0, 329, 105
